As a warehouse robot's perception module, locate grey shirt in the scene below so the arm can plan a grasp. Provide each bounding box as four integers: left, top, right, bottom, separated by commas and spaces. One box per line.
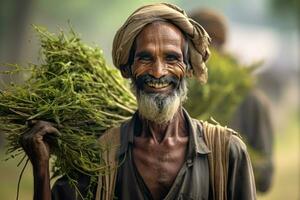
115, 110, 256, 200
51, 109, 256, 199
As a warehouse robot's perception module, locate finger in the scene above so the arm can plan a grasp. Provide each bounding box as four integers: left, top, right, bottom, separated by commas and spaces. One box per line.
26, 119, 38, 127
20, 125, 60, 151
48, 122, 63, 129
41, 125, 62, 137
22, 121, 61, 141
19, 124, 42, 149
33, 121, 62, 136
27, 119, 62, 128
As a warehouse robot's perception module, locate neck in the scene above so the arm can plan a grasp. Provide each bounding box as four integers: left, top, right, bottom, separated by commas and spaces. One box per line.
136, 107, 188, 143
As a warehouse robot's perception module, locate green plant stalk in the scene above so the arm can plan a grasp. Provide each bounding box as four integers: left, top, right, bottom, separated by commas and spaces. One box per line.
0, 25, 137, 199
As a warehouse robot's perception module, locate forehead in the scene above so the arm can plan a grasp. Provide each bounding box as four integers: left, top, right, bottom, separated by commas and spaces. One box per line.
135, 21, 185, 51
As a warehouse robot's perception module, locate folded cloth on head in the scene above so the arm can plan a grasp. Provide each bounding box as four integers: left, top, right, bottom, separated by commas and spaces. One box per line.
112, 3, 211, 83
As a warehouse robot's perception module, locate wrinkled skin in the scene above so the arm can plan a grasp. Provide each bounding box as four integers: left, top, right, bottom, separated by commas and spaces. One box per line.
129, 21, 189, 200
20, 21, 189, 200
130, 21, 186, 94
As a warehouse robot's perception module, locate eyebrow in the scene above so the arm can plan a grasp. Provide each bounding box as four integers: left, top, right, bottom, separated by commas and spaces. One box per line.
165, 51, 182, 58
135, 51, 152, 58
135, 50, 182, 58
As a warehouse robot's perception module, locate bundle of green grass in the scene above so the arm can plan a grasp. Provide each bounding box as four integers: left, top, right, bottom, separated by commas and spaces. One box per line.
184, 49, 257, 125
0, 26, 137, 198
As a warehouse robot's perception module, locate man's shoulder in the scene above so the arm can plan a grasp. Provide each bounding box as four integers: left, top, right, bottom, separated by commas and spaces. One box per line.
98, 115, 134, 143
98, 126, 121, 146
193, 118, 247, 152
195, 118, 240, 138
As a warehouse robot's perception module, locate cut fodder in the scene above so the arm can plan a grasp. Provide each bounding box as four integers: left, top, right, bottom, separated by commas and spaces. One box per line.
0, 26, 137, 199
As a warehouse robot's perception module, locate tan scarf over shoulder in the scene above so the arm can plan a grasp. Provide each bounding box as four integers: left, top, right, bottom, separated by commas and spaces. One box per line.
95, 127, 121, 200
201, 121, 239, 200
95, 121, 238, 200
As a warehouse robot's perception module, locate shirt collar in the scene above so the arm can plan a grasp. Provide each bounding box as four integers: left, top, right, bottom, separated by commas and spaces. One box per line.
118, 112, 137, 156
182, 108, 211, 156
118, 108, 211, 157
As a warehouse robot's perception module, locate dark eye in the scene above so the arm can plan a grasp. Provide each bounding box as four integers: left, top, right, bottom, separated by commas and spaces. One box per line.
135, 52, 153, 63
139, 55, 152, 62
165, 54, 179, 63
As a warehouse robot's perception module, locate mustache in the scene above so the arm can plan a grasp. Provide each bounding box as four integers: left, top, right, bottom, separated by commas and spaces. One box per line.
134, 74, 180, 90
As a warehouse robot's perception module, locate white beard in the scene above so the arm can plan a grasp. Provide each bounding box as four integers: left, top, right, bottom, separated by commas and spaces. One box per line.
133, 79, 187, 124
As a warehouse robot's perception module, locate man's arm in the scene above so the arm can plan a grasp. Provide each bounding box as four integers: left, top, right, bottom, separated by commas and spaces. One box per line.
33, 161, 51, 200
227, 135, 257, 200
20, 121, 60, 200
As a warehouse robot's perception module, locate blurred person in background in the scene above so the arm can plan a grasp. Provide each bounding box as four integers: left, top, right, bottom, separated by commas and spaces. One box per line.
189, 8, 274, 193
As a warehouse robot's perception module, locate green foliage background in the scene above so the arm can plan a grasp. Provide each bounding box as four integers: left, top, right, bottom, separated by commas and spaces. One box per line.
184, 49, 255, 125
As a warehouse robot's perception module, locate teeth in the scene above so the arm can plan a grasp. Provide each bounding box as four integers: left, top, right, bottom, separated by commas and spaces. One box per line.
147, 82, 170, 88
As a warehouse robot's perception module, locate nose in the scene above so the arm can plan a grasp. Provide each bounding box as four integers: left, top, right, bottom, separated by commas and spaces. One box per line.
150, 59, 167, 79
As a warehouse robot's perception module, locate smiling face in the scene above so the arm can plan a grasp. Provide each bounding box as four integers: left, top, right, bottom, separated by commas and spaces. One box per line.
131, 21, 187, 93
130, 21, 188, 123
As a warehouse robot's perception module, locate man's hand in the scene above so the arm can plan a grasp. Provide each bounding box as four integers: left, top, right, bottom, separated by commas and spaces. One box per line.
20, 120, 60, 166
20, 120, 60, 200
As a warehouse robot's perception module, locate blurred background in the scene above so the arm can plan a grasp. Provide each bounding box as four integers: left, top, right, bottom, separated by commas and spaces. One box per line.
0, 0, 298, 199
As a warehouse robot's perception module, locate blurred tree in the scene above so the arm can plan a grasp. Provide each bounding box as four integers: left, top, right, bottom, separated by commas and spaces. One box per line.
270, 0, 299, 15
0, 0, 33, 88
269, 0, 299, 28
0, 0, 33, 62
184, 49, 255, 124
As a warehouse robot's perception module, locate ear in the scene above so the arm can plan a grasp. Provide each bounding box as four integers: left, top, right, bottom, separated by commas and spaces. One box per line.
186, 68, 193, 78
185, 61, 193, 78
120, 65, 132, 78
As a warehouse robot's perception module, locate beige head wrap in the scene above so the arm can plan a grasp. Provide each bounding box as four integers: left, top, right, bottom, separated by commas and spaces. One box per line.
112, 3, 211, 83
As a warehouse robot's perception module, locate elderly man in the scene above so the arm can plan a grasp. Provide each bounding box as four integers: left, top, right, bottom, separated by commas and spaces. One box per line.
21, 3, 256, 200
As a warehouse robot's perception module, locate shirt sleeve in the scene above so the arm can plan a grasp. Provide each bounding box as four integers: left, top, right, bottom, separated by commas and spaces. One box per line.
227, 135, 257, 200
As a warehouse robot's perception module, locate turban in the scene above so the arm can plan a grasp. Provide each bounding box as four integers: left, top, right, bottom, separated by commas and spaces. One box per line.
112, 3, 211, 84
